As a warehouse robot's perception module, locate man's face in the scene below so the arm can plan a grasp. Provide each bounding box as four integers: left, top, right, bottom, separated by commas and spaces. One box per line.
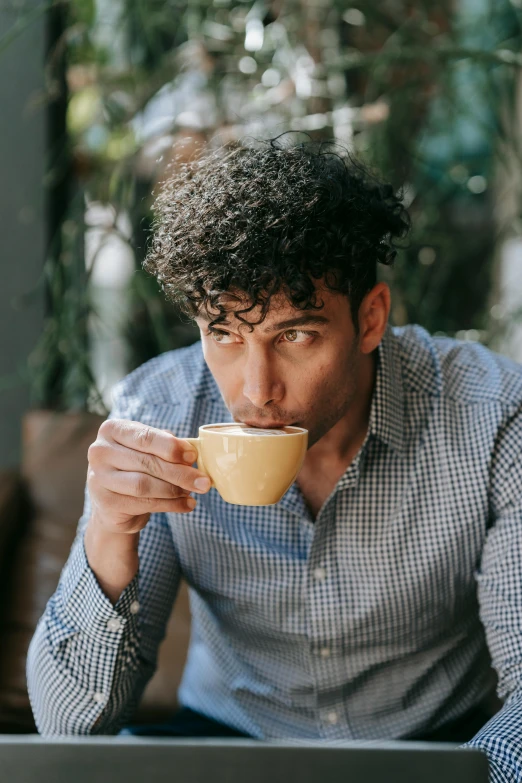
195, 286, 368, 449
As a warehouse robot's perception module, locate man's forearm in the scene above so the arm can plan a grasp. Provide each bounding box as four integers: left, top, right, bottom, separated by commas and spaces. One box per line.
27, 520, 145, 736
84, 517, 140, 605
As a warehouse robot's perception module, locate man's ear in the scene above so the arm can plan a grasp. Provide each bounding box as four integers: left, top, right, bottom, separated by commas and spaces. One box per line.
358, 282, 391, 355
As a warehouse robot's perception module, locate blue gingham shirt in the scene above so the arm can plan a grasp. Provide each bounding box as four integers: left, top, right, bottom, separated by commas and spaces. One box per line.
27, 323, 522, 781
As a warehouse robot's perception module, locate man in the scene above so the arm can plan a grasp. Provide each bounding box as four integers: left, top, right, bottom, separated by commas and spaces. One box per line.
27, 134, 522, 781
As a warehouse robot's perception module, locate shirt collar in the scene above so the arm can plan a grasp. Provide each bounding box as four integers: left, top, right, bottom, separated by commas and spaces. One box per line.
368, 323, 405, 455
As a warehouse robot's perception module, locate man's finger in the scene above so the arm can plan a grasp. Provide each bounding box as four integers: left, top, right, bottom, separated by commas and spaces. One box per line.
97, 485, 197, 515
100, 419, 197, 464
103, 443, 205, 492
104, 469, 191, 500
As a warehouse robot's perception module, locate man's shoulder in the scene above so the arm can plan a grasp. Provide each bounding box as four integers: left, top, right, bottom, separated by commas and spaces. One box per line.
392, 323, 522, 409
110, 340, 213, 412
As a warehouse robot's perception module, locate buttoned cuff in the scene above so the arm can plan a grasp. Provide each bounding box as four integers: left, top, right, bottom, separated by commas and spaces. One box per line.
50, 532, 140, 650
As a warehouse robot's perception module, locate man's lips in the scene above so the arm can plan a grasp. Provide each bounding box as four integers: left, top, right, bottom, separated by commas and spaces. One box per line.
239, 421, 297, 429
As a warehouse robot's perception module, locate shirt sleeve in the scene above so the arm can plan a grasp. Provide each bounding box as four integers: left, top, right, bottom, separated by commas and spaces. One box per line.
461, 403, 522, 782
26, 406, 183, 735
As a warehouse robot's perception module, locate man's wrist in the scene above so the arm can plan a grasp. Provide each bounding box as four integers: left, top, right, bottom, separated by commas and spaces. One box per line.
84, 516, 140, 605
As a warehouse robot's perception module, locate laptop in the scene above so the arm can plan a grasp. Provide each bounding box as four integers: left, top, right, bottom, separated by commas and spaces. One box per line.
0, 736, 489, 783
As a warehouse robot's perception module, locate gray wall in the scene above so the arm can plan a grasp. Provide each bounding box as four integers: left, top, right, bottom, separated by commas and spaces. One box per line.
0, 6, 46, 467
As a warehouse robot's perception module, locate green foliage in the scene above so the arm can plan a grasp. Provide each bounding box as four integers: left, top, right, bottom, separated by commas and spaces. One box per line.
29, 192, 104, 412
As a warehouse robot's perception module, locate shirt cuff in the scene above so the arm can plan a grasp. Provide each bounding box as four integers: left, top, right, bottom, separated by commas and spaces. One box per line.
50, 532, 140, 650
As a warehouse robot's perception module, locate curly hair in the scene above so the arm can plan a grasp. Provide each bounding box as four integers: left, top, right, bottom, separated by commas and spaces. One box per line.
144, 131, 411, 333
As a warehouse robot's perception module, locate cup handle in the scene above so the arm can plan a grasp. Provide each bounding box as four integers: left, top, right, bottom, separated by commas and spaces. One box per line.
184, 437, 215, 488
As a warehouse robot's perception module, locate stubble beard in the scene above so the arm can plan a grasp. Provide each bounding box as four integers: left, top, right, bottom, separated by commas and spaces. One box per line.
302, 354, 361, 450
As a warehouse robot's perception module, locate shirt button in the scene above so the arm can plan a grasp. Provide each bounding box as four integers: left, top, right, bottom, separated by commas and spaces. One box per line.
93, 692, 106, 703
107, 617, 122, 632
320, 647, 331, 658
130, 601, 140, 615
325, 711, 339, 725
313, 567, 326, 582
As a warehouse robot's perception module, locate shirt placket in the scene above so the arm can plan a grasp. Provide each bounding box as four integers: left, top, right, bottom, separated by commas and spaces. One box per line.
306, 461, 361, 739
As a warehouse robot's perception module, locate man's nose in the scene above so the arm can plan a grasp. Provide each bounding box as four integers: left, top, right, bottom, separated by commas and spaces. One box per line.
242, 349, 284, 408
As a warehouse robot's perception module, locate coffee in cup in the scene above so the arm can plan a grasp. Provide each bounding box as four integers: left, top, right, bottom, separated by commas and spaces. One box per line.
184, 423, 308, 505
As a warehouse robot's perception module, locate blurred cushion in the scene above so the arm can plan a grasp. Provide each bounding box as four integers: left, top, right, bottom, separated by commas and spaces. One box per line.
0, 470, 27, 592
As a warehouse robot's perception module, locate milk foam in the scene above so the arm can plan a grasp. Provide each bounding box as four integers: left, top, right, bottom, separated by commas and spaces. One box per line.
210, 425, 292, 436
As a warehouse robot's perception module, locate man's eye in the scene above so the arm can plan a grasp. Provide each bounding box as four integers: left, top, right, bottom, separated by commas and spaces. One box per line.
206, 328, 314, 344
282, 330, 314, 343
207, 329, 235, 344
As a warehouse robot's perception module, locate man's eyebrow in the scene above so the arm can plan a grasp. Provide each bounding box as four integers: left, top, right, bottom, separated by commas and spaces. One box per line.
265, 314, 330, 332
196, 313, 330, 331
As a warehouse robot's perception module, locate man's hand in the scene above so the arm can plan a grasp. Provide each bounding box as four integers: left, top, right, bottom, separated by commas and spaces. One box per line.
87, 418, 210, 534
83, 419, 211, 604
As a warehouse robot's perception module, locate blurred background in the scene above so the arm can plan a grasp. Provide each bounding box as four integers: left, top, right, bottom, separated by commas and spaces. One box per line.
0, 0, 520, 733
3, 0, 522, 458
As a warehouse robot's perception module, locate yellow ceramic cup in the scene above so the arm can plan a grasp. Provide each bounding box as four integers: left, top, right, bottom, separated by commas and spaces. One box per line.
185, 423, 308, 506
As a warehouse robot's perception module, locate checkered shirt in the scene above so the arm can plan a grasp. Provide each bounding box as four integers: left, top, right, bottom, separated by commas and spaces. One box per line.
27, 323, 522, 781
